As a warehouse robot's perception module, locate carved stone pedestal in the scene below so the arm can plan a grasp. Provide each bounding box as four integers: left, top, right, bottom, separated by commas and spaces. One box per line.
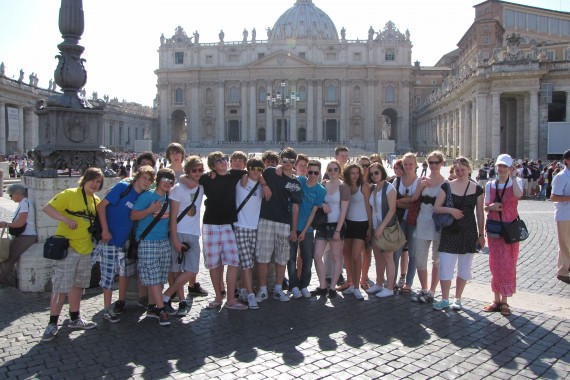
377, 139, 396, 153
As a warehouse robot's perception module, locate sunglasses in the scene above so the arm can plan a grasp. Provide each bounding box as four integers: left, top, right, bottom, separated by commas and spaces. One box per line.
160, 178, 175, 185
308, 170, 320, 176
248, 167, 264, 173
215, 156, 229, 164
281, 158, 295, 164
360, 163, 370, 168
370, 171, 382, 176
428, 161, 441, 165
191, 167, 204, 173
327, 167, 339, 173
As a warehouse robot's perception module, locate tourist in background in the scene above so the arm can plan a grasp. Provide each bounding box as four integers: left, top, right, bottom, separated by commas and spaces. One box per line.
551, 149, 570, 285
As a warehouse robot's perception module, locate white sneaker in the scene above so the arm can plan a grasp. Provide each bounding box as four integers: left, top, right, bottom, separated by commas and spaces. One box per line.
342, 285, 355, 295
239, 290, 248, 302
290, 287, 302, 299
255, 291, 268, 303
366, 283, 384, 294
301, 288, 311, 298
354, 289, 364, 300
247, 294, 259, 310
273, 290, 290, 302
376, 288, 394, 298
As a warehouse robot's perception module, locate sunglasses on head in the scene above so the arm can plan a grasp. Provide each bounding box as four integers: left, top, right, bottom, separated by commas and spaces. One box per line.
281, 158, 295, 164
327, 167, 339, 173
191, 167, 204, 173
160, 177, 175, 185
249, 167, 264, 173
308, 170, 320, 176
215, 156, 229, 164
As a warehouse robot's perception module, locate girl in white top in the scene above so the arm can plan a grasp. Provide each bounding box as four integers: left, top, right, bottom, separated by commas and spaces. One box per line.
313, 160, 350, 298
368, 163, 397, 298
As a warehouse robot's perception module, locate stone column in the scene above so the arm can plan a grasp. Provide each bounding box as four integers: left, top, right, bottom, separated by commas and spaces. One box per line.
266, 82, 273, 141
159, 85, 169, 150
566, 91, 570, 122
307, 80, 314, 141
340, 80, 348, 142
457, 106, 463, 157
464, 103, 472, 158
523, 93, 530, 157
217, 82, 225, 141
316, 80, 324, 141
241, 82, 248, 141
516, 96, 525, 158
529, 90, 539, 159
505, 99, 516, 155
0, 101, 6, 154
491, 92, 501, 159
475, 93, 488, 159
446, 113, 452, 156
399, 80, 411, 150
249, 81, 257, 141
471, 97, 477, 157
190, 81, 199, 143
366, 80, 375, 143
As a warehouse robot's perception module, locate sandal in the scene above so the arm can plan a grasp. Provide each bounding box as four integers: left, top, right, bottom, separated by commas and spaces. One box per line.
360, 281, 370, 290
483, 302, 501, 312
500, 303, 511, 316
206, 300, 222, 309
224, 302, 247, 310
336, 282, 353, 292
399, 287, 412, 295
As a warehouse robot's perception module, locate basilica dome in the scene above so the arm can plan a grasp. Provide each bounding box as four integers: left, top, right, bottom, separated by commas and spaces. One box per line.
269, 0, 339, 41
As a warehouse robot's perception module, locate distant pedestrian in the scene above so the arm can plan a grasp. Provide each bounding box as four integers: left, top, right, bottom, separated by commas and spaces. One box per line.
551, 149, 570, 284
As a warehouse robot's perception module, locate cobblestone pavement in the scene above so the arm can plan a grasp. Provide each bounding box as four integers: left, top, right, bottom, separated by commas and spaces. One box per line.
1, 192, 569, 379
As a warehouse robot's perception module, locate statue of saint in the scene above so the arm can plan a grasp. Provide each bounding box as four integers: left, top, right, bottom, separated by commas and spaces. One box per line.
0, 62, 5, 76
219, 29, 225, 43
243, 28, 248, 42
368, 26, 375, 41
193, 30, 200, 44
266, 27, 272, 39
341, 27, 346, 41
18, 69, 24, 82
381, 120, 391, 140
251, 28, 256, 42
160, 33, 165, 45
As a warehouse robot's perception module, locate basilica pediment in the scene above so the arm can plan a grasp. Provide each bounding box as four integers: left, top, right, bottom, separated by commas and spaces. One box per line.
249, 51, 313, 68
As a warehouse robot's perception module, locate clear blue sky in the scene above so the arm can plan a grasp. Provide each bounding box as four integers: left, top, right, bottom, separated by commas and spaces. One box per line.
1, 0, 569, 106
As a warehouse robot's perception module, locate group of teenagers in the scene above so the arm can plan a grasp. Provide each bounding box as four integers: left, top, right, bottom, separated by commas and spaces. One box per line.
31, 143, 536, 342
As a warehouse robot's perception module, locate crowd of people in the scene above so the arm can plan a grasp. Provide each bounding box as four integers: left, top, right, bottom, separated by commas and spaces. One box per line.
1, 144, 569, 343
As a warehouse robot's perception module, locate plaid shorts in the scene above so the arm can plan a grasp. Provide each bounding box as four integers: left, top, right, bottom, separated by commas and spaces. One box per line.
170, 233, 200, 274
234, 226, 257, 269
202, 224, 239, 269
93, 242, 136, 289
51, 248, 92, 293
256, 218, 291, 265
137, 239, 171, 286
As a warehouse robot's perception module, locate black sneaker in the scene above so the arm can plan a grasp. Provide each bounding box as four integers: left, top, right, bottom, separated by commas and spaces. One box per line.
310, 287, 328, 296
328, 288, 337, 299
104, 308, 121, 323
112, 300, 125, 315
146, 307, 160, 319
325, 277, 331, 286
159, 311, 171, 326
336, 274, 346, 286
163, 302, 177, 315
187, 282, 209, 297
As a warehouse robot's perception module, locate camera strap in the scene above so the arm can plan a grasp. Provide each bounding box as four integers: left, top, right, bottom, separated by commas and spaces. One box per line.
138, 194, 169, 242
177, 187, 200, 224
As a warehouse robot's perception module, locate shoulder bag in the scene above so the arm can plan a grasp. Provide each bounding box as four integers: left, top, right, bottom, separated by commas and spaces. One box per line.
432, 182, 454, 232
373, 182, 406, 252
0, 227, 11, 262
127, 194, 169, 260
485, 179, 507, 238
43, 235, 69, 260
8, 201, 28, 237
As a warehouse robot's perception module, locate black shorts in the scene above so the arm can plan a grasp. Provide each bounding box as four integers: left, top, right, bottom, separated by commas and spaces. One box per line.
344, 219, 369, 241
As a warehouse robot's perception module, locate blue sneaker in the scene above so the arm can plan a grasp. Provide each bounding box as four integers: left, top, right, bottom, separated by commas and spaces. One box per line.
433, 299, 450, 310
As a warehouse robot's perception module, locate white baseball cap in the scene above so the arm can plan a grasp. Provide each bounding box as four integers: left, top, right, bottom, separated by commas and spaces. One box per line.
496, 154, 513, 167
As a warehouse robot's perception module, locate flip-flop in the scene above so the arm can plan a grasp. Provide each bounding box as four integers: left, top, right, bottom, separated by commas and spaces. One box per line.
224, 302, 247, 310
483, 302, 501, 312
206, 300, 222, 309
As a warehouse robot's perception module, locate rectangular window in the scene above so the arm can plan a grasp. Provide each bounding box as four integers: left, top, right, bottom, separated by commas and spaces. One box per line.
516, 11, 526, 29
258, 109, 265, 114
385, 50, 395, 61
298, 108, 305, 114
353, 52, 361, 62
205, 55, 213, 64
562, 20, 570, 36
327, 109, 336, 114
504, 9, 515, 28
228, 54, 239, 62
229, 109, 238, 114
547, 50, 555, 61
481, 34, 490, 45
259, 89, 266, 103
550, 18, 560, 35
539, 16, 548, 33
258, 53, 265, 60
528, 14, 537, 31
175, 52, 184, 64
299, 52, 306, 59
326, 52, 337, 61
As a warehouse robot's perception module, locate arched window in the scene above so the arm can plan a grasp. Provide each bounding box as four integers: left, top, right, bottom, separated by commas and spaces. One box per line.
229, 86, 240, 103
175, 88, 184, 104
298, 86, 307, 102
259, 87, 266, 103
353, 86, 361, 101
385, 86, 395, 103
327, 85, 337, 102
206, 88, 213, 104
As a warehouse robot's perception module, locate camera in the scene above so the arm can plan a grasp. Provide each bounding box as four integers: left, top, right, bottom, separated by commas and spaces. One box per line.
177, 242, 190, 264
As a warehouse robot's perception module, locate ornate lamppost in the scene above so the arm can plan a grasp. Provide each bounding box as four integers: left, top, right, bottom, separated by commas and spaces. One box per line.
266, 81, 299, 144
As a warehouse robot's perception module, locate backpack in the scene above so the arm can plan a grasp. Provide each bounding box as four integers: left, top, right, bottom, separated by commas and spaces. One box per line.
531, 167, 540, 181
478, 168, 488, 180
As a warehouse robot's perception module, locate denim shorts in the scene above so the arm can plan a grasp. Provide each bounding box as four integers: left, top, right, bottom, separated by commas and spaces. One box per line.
315, 222, 345, 241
